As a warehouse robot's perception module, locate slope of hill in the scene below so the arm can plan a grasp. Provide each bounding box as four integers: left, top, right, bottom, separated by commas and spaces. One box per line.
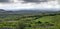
0, 13, 60, 29
0, 9, 60, 29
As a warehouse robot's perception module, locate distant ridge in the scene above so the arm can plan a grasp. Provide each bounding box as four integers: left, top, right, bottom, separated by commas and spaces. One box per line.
0, 9, 59, 14
0, 9, 5, 11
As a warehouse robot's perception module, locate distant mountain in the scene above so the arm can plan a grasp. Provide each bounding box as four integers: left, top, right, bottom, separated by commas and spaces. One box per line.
0, 9, 59, 14
0, 9, 6, 14
0, 9, 5, 12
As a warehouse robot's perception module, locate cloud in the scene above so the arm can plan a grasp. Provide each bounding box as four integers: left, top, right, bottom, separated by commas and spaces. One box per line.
18, 0, 55, 3
19, 0, 48, 3
0, 0, 59, 10
0, 0, 10, 3
0, 0, 56, 4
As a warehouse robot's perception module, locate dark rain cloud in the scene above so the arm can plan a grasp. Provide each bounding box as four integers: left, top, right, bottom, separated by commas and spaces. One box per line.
0, 0, 56, 3
18, 0, 56, 4
20, 0, 48, 3
0, 0, 10, 3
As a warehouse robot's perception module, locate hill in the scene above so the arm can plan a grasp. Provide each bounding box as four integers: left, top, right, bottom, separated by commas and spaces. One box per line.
0, 9, 59, 14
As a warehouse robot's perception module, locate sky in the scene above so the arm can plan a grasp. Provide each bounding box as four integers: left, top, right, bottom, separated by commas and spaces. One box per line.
0, 0, 60, 10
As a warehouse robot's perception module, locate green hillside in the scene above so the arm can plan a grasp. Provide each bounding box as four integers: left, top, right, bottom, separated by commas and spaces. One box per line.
0, 14, 60, 29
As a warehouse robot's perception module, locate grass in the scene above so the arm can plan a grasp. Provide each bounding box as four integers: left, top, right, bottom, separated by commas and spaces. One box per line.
0, 14, 60, 29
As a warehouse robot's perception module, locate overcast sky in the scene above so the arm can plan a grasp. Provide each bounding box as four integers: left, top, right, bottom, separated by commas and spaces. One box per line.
0, 0, 60, 10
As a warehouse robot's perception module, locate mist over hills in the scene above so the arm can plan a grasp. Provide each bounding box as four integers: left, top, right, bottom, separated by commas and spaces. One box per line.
0, 9, 59, 14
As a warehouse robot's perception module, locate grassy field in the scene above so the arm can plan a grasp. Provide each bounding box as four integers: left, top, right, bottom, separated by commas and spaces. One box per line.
0, 13, 60, 29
